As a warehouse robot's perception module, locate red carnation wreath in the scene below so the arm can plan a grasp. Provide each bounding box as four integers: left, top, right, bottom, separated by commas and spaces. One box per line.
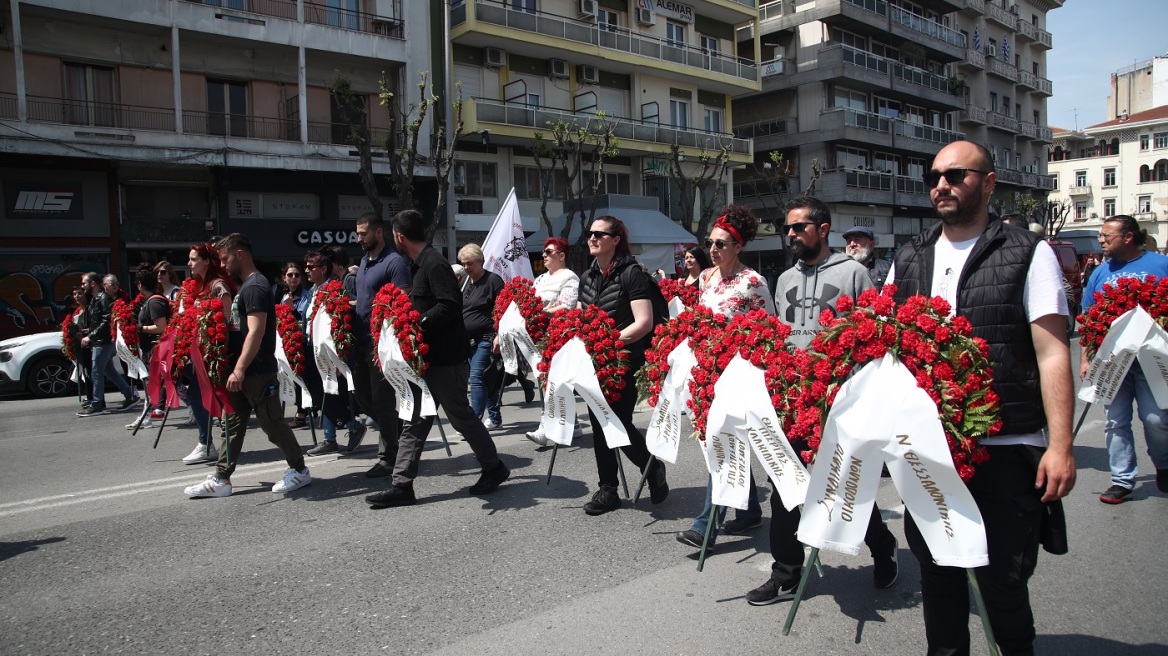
61, 310, 77, 361
370, 283, 429, 376
111, 293, 146, 357
275, 303, 306, 378
493, 277, 550, 345
164, 308, 195, 382
635, 306, 726, 406
172, 278, 197, 315
658, 278, 700, 310
686, 309, 797, 438
538, 306, 628, 404
310, 280, 353, 360
785, 286, 998, 482
1078, 274, 1168, 360
196, 298, 230, 386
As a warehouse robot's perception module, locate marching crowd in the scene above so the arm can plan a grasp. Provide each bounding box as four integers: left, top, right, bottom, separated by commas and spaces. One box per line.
60, 140, 1168, 656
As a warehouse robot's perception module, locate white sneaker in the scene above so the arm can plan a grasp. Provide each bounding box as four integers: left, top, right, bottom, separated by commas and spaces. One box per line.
273, 467, 311, 494
483, 417, 502, 431
184, 475, 232, 498
125, 417, 154, 430
525, 427, 549, 447
574, 421, 585, 438
182, 442, 218, 465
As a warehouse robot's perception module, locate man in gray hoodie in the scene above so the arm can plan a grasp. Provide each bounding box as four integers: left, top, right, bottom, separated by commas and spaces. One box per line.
746, 196, 899, 606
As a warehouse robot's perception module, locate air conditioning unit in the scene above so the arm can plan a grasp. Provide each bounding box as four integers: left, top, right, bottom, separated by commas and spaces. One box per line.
577, 64, 600, 85
986, 44, 997, 57
1008, 4, 1019, 14
636, 8, 656, 26
548, 58, 569, 79
483, 47, 506, 68
578, 0, 597, 18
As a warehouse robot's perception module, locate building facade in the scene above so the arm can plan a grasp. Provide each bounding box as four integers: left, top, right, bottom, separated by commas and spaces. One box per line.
1108, 56, 1168, 122
734, 0, 1060, 251
1048, 105, 1168, 254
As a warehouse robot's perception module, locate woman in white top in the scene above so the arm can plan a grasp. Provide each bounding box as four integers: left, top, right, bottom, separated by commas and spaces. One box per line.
677, 204, 775, 552
525, 237, 581, 446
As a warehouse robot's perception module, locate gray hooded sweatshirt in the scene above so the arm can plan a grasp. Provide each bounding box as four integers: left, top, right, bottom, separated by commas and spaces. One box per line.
774, 251, 874, 348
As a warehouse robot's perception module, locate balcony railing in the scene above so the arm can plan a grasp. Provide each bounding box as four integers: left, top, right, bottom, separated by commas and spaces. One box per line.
959, 0, 984, 13
996, 167, 1022, 184
1018, 121, 1036, 139
1016, 19, 1037, 41
894, 118, 964, 145
1018, 70, 1037, 89
962, 47, 985, 68
985, 0, 1017, 28
471, 97, 751, 155
837, 106, 892, 133
831, 45, 964, 101
760, 57, 790, 78
893, 61, 960, 96
733, 117, 797, 139
26, 96, 177, 131
1035, 125, 1052, 142
1036, 77, 1053, 95
0, 93, 18, 119
1068, 185, 1092, 196
889, 5, 965, 48
988, 111, 1019, 132
1132, 211, 1158, 221
178, 0, 403, 38
733, 176, 796, 201
960, 103, 987, 124
460, 1, 756, 82
1035, 27, 1052, 49
987, 57, 1018, 82
758, 0, 795, 21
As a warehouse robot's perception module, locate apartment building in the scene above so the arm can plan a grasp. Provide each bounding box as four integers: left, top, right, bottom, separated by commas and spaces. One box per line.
734, 0, 1060, 250
1048, 105, 1168, 254
447, 0, 759, 247
0, 0, 426, 339
1108, 56, 1168, 122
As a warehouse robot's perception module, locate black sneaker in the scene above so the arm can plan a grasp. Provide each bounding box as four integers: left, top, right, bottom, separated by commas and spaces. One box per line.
521, 378, 536, 404
676, 529, 714, 551
1157, 469, 1168, 494
366, 485, 416, 509
307, 440, 339, 456
746, 578, 796, 606
116, 396, 142, 412
469, 461, 510, 495
1099, 484, 1133, 504
583, 485, 621, 516
873, 537, 899, 589
345, 423, 368, 452
722, 517, 762, 534
647, 460, 669, 504
287, 416, 307, 429
77, 405, 108, 417
365, 461, 393, 478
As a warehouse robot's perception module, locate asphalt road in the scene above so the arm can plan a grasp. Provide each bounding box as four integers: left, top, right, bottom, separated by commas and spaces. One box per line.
1, 348, 1165, 655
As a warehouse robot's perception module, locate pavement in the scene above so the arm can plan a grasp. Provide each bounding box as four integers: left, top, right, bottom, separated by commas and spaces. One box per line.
0, 343, 1166, 655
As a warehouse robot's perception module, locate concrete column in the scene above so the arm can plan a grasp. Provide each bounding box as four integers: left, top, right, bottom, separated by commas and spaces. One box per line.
11, 0, 26, 122
172, 25, 183, 134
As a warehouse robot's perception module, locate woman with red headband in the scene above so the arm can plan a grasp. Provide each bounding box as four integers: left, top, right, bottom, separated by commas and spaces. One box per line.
675, 204, 775, 553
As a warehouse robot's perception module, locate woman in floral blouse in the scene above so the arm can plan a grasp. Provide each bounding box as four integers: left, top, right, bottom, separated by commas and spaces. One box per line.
676, 204, 775, 553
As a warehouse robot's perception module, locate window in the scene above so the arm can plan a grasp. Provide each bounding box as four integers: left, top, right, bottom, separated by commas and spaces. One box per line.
1140, 134, 1150, 151
1002, 96, 1010, 116
1074, 201, 1087, 220
669, 99, 688, 129
206, 79, 248, 137
597, 8, 618, 31
597, 172, 631, 195
1138, 195, 1152, 213
906, 157, 926, 181
1103, 198, 1116, 216
703, 108, 722, 133
511, 0, 536, 14
834, 146, 867, 170
1156, 132, 1168, 149
514, 166, 567, 200
873, 152, 901, 175
1103, 168, 1116, 187
874, 96, 901, 118
64, 63, 116, 127
1074, 170, 1087, 187
700, 35, 719, 55
1051, 174, 1058, 190
830, 28, 866, 50
833, 87, 867, 111
666, 21, 685, 47
327, 0, 359, 30
990, 92, 998, 112
454, 161, 497, 197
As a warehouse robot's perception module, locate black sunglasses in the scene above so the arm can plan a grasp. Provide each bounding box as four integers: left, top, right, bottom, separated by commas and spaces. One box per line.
785, 222, 817, 234
542, 248, 560, 256
705, 238, 737, 250
923, 168, 989, 188
588, 230, 617, 240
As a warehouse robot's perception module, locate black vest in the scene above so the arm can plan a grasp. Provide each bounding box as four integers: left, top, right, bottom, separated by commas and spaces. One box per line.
892, 221, 1045, 435
579, 254, 647, 359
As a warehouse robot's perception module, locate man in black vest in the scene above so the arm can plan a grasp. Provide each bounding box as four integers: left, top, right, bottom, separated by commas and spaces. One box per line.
889, 140, 1076, 656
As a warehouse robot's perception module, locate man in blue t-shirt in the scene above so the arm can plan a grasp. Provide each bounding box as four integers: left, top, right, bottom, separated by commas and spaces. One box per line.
1080, 215, 1168, 504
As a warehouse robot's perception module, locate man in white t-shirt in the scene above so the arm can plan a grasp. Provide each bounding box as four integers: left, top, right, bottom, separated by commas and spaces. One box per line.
888, 140, 1076, 656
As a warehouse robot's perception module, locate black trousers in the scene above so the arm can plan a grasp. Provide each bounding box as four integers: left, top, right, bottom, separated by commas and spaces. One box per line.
587, 352, 652, 488
351, 337, 400, 463
905, 445, 1046, 656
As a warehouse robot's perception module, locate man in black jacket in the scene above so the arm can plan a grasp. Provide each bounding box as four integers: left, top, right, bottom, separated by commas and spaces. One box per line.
841, 226, 891, 290
889, 140, 1076, 656
77, 272, 139, 417
364, 210, 510, 508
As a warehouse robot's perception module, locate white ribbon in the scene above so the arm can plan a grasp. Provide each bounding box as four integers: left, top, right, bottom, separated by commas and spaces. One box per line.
539, 337, 628, 448
1079, 306, 1168, 406
114, 321, 148, 380
667, 297, 685, 319
645, 342, 696, 464
704, 355, 810, 511
497, 302, 542, 376
274, 330, 312, 406
310, 308, 354, 395
797, 354, 988, 567
375, 320, 436, 419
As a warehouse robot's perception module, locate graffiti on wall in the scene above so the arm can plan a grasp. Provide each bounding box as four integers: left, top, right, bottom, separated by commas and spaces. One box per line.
0, 254, 108, 341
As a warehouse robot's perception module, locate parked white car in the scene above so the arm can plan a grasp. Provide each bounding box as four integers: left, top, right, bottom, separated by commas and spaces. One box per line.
0, 331, 75, 398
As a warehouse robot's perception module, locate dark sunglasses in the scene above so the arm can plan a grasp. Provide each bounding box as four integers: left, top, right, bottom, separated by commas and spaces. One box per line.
286, 272, 301, 276
705, 238, 736, 250
542, 248, 560, 256
587, 230, 616, 240
306, 264, 325, 270
923, 167, 989, 188
785, 222, 816, 234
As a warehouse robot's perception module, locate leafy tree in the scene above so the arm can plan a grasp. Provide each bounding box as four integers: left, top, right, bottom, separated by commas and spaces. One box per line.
531, 112, 620, 250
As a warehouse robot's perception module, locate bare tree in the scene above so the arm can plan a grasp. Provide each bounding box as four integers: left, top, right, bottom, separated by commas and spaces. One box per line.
531, 112, 620, 250
329, 75, 382, 217
1038, 199, 1073, 237
665, 140, 734, 239
741, 150, 797, 228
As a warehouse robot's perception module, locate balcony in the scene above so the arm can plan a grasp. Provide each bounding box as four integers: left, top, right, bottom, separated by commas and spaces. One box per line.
985, 1, 1017, 29
465, 97, 752, 159
996, 167, 1021, 184
733, 175, 798, 207
1018, 121, 1036, 139
960, 103, 987, 125
734, 117, 798, 151
1068, 184, 1092, 196
988, 111, 1019, 133
793, 45, 964, 109
893, 117, 965, 150
987, 57, 1018, 82
1132, 211, 1158, 221
1034, 27, 1052, 50
816, 168, 931, 207
760, 57, 791, 78
176, 0, 404, 38
1018, 69, 1037, 90
888, 5, 965, 60
452, 0, 758, 92
1015, 19, 1036, 42
891, 61, 966, 108
958, 47, 985, 70
1035, 76, 1053, 97
1034, 125, 1053, 142
958, 0, 984, 14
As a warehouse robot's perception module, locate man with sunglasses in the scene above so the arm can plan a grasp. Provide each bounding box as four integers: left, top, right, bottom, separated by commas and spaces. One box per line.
888, 140, 1076, 656
749, 196, 899, 605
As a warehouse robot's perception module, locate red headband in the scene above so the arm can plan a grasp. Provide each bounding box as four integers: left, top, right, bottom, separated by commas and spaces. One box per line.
713, 215, 744, 245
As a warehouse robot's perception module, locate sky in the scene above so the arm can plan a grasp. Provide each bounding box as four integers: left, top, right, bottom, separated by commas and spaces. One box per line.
1046, 0, 1168, 131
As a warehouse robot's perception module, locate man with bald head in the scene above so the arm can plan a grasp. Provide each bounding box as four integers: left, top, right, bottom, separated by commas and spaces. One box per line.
888, 140, 1076, 655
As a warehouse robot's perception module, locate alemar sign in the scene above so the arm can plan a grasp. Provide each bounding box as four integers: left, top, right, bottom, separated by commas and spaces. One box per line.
656, 0, 694, 23
297, 230, 360, 246
5, 184, 84, 219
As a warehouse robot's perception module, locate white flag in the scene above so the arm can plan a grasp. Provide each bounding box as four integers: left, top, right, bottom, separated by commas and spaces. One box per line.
481, 188, 534, 282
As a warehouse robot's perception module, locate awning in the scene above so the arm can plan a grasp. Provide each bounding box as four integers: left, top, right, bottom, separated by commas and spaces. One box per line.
1053, 229, 1101, 254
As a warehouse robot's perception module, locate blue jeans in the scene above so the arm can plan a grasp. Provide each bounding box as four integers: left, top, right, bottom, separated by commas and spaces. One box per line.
690, 471, 762, 542
187, 372, 211, 446
468, 339, 501, 424
1104, 366, 1168, 489
90, 343, 133, 407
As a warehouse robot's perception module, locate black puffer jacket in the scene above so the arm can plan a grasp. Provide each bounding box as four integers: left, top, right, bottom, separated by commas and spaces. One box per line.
578, 254, 651, 359
892, 221, 1045, 435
